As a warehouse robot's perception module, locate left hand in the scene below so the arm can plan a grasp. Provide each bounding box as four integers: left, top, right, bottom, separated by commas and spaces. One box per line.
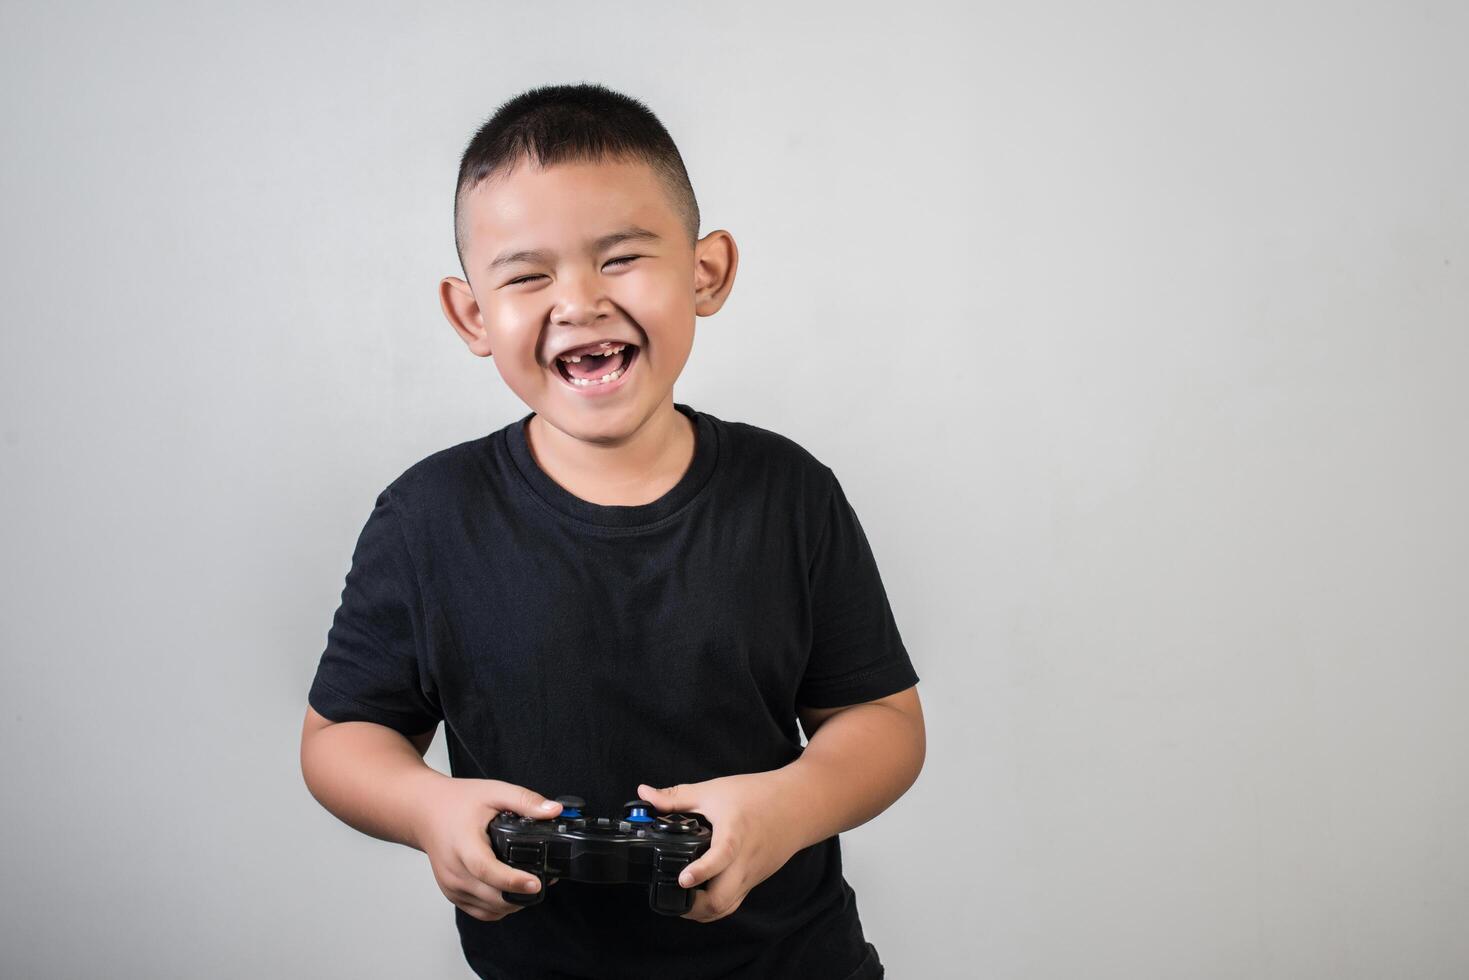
637, 770, 805, 923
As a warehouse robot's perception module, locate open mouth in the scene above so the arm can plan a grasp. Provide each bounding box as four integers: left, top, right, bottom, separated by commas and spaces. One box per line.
552, 342, 639, 390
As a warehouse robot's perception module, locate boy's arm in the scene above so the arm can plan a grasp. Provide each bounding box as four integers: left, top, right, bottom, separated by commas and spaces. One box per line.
300, 706, 565, 921
786, 684, 926, 851
299, 705, 447, 850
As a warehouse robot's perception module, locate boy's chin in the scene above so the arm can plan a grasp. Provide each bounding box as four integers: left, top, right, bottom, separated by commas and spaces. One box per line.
531, 387, 673, 442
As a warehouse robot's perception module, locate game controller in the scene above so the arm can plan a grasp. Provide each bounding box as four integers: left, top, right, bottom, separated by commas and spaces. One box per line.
488, 795, 713, 915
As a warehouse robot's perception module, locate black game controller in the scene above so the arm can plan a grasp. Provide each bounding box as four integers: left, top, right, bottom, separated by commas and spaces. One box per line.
489, 795, 713, 915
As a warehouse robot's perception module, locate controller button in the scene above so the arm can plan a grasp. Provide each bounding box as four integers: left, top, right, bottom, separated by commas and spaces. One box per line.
655, 853, 689, 874
656, 813, 698, 834
507, 844, 543, 866
623, 800, 656, 824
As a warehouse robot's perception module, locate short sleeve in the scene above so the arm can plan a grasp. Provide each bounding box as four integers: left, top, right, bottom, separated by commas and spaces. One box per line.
308, 488, 443, 737
797, 469, 920, 708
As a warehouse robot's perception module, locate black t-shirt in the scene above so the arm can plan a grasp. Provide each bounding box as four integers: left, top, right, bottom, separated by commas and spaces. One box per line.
308, 402, 918, 980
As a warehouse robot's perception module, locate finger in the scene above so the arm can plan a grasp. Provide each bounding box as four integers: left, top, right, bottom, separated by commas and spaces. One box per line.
484, 780, 561, 819
439, 879, 523, 920
457, 902, 496, 921
683, 872, 747, 923
447, 870, 535, 916
461, 847, 543, 898
678, 838, 736, 889
637, 782, 694, 814
453, 894, 523, 920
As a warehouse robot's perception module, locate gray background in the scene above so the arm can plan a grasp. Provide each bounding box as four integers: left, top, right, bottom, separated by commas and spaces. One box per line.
2, 1, 1465, 977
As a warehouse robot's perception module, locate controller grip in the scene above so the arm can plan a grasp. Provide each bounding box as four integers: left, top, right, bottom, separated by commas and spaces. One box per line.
494, 828, 549, 907
648, 851, 698, 915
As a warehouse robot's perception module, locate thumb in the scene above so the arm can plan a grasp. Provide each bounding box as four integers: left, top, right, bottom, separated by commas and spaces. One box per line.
637, 782, 695, 813
486, 780, 561, 818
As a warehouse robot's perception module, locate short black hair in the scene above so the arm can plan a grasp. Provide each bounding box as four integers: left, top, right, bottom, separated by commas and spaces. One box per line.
453, 82, 700, 278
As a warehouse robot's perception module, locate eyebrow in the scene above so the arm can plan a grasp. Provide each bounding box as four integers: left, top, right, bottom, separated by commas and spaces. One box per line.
486, 226, 664, 273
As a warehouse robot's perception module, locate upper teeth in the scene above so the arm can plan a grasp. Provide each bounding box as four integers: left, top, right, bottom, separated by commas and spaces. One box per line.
559, 342, 626, 363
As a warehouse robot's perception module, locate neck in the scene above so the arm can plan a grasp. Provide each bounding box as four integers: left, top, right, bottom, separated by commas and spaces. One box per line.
525, 394, 696, 507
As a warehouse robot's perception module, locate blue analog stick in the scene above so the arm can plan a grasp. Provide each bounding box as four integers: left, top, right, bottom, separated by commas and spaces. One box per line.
555, 795, 585, 819
623, 800, 656, 824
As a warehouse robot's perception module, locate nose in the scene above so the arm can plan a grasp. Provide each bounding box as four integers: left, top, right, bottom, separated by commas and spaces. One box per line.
550, 268, 613, 328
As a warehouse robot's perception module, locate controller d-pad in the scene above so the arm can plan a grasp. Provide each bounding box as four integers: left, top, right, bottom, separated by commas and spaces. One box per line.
656, 813, 699, 833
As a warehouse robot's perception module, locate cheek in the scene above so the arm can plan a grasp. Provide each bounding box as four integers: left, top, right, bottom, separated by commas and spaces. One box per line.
488, 294, 534, 329
618, 273, 694, 332
484, 302, 543, 364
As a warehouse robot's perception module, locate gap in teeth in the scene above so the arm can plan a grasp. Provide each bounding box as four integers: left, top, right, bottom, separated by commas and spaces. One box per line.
559, 342, 626, 364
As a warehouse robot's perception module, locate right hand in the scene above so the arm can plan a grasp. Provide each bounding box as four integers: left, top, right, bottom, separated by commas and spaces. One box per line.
414, 778, 563, 921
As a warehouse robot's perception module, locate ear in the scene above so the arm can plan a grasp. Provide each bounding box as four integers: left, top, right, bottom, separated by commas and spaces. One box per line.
439, 276, 493, 357
692, 229, 738, 317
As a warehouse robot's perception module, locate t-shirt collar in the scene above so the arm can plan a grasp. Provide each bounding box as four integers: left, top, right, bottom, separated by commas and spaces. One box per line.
504, 402, 719, 529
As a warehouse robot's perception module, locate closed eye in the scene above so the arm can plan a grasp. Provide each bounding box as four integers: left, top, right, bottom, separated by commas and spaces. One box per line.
506, 256, 642, 287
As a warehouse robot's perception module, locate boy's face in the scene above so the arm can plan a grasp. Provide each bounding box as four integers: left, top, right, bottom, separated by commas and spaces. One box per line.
440, 156, 736, 445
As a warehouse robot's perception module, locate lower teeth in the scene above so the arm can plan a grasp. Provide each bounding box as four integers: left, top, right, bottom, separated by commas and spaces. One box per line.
569, 366, 624, 387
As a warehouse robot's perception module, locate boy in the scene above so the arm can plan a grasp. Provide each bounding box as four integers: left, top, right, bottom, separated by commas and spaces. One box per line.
299, 83, 924, 980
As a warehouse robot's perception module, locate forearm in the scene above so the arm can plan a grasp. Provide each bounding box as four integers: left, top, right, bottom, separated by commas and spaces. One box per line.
781, 703, 926, 852
300, 720, 449, 851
